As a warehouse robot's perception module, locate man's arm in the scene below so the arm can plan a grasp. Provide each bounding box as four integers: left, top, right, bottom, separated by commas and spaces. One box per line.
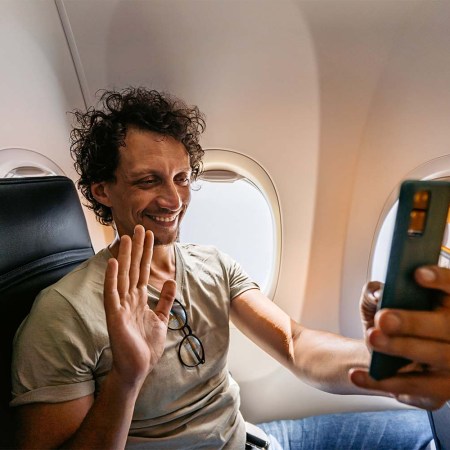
231, 265, 450, 410
15, 369, 152, 449
15, 226, 176, 449
230, 289, 373, 395
14, 377, 135, 449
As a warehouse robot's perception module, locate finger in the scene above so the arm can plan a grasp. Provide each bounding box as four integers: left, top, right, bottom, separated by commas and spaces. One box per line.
368, 328, 450, 369
117, 234, 132, 297
360, 282, 383, 331
129, 225, 145, 289
415, 266, 450, 295
376, 307, 450, 341
360, 282, 382, 313
154, 279, 177, 323
138, 230, 154, 289
362, 281, 383, 301
395, 394, 445, 410
104, 258, 120, 314
349, 368, 449, 410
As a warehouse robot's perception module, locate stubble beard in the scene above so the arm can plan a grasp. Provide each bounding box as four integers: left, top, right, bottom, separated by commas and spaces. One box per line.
153, 227, 180, 246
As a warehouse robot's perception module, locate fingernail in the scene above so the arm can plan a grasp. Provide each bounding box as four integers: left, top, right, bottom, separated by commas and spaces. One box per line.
417, 267, 436, 282
350, 371, 365, 385
372, 332, 389, 347
383, 312, 401, 332
396, 394, 410, 404
350, 372, 362, 386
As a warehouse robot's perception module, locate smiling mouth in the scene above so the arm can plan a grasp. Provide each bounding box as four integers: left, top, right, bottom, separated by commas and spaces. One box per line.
147, 213, 179, 223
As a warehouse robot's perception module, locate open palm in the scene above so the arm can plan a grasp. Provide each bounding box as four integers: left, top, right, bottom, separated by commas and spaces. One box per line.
104, 226, 176, 386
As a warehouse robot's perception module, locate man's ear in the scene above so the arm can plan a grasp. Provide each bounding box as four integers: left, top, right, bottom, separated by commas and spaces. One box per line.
91, 182, 113, 207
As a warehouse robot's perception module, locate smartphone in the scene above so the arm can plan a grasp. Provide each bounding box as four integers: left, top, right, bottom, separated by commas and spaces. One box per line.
369, 179, 450, 380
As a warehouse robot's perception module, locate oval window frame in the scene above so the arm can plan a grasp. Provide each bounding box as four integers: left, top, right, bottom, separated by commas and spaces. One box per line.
0, 148, 64, 178
199, 149, 282, 300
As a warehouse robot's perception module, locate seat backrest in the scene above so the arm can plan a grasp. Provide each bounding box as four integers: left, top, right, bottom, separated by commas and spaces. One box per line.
0, 176, 95, 449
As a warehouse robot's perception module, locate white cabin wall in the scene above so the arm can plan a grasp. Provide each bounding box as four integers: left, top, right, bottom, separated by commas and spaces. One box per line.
297, 0, 423, 333
0, 0, 108, 251
342, 0, 450, 338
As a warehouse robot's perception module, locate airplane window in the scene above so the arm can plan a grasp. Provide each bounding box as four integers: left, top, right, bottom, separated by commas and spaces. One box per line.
0, 148, 64, 178
370, 201, 398, 283
180, 150, 281, 297
181, 173, 273, 291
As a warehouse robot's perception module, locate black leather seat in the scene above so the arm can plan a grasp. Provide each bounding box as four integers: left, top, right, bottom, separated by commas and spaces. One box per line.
0, 176, 94, 449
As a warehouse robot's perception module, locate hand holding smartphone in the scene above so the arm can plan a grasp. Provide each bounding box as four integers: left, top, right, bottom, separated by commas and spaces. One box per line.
369, 180, 450, 380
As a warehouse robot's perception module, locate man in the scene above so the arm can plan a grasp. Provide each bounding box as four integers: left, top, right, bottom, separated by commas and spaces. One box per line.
10, 87, 447, 449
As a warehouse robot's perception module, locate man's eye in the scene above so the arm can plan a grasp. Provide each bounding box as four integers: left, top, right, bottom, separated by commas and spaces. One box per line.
176, 178, 190, 186
141, 179, 157, 185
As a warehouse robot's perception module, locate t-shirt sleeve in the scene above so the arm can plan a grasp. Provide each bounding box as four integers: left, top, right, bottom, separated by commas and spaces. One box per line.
10, 288, 97, 407
219, 251, 260, 300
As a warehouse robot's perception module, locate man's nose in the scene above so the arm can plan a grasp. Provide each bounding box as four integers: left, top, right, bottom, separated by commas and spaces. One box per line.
157, 181, 182, 210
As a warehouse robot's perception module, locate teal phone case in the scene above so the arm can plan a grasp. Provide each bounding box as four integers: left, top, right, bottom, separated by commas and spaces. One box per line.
369, 180, 450, 380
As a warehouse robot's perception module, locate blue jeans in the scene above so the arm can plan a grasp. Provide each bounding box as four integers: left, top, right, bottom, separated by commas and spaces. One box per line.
257, 409, 433, 450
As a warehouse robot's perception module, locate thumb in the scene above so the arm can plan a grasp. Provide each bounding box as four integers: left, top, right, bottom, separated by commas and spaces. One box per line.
155, 279, 177, 321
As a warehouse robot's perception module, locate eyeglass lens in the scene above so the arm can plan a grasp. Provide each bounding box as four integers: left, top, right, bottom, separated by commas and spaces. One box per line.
180, 334, 204, 367
168, 301, 187, 331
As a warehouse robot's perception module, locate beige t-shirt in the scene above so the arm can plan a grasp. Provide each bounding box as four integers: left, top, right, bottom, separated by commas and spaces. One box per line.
11, 243, 259, 449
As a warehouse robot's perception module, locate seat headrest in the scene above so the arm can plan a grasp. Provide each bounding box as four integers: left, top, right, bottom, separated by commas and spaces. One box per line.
0, 176, 95, 449
0, 176, 93, 276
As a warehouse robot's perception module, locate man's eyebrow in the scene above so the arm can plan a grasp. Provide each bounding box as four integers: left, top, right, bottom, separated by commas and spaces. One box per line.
127, 169, 158, 179
128, 167, 192, 178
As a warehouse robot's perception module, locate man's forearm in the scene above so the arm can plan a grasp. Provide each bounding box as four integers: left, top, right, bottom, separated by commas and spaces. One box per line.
63, 370, 142, 450
291, 328, 374, 395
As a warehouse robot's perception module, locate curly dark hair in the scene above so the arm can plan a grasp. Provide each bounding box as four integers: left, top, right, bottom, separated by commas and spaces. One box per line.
70, 87, 206, 225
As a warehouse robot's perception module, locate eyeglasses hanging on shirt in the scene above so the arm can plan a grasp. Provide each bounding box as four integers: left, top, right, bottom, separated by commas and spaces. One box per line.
169, 299, 205, 368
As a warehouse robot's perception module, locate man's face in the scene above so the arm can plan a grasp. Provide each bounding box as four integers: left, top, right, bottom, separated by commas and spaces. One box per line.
94, 128, 192, 245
